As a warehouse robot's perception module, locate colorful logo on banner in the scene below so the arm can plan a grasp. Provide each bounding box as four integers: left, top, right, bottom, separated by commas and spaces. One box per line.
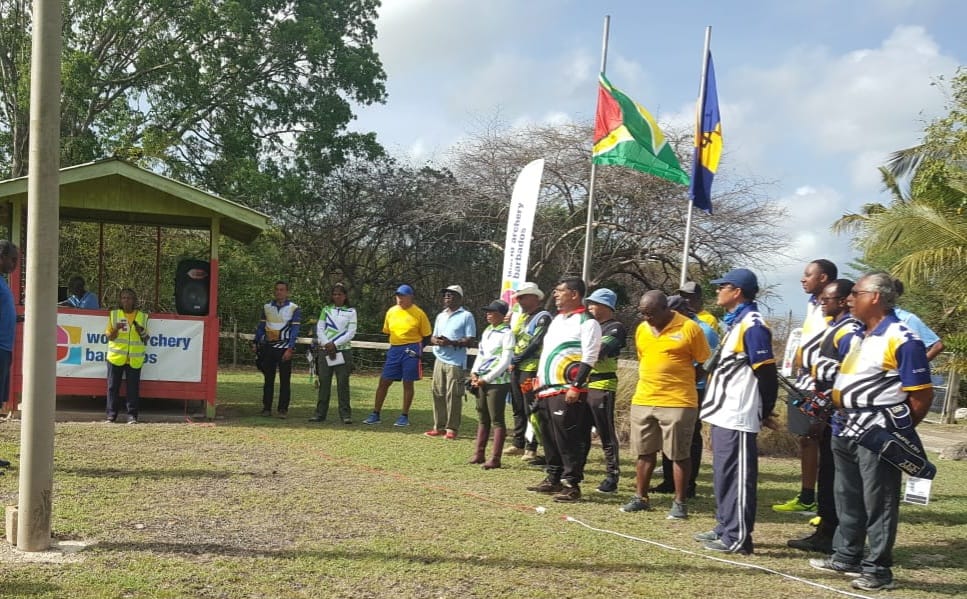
57, 325, 84, 365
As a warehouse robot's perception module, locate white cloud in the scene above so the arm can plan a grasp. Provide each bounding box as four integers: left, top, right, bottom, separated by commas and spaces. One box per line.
729, 26, 957, 189
759, 185, 858, 317
352, 4, 964, 319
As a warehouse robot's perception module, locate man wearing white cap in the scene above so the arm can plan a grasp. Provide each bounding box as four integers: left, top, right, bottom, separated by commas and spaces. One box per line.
426, 285, 476, 439
505, 282, 552, 461
583, 288, 627, 494
363, 284, 432, 427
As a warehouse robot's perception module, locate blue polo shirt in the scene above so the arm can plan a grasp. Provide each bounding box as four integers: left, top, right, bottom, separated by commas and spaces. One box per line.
432, 307, 476, 366
0, 277, 15, 352
893, 306, 940, 349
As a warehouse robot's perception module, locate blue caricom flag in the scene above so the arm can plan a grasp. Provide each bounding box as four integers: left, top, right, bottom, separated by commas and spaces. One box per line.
689, 52, 722, 214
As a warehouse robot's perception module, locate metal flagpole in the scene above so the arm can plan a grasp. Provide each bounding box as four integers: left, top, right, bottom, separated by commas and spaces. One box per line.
679, 26, 712, 288
581, 15, 610, 285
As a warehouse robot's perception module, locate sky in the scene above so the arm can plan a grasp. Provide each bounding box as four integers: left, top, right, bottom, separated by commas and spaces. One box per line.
350, 0, 966, 320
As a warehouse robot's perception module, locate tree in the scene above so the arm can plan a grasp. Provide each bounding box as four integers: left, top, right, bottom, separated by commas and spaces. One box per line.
832, 68, 967, 338
446, 121, 787, 298
0, 0, 386, 185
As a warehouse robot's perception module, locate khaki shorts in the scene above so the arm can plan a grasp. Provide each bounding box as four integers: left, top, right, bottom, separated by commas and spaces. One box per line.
629, 404, 698, 461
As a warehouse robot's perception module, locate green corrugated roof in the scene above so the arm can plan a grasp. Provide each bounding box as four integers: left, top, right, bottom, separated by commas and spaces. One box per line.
0, 159, 270, 243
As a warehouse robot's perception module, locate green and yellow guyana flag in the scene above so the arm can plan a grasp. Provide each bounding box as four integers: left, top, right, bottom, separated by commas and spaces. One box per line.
592, 73, 690, 186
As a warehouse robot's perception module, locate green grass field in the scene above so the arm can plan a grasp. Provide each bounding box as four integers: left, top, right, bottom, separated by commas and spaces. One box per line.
0, 370, 965, 598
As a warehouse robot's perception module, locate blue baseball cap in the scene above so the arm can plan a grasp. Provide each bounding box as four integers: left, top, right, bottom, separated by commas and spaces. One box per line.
710, 268, 759, 295
585, 288, 617, 310
481, 299, 509, 315
395, 284, 415, 296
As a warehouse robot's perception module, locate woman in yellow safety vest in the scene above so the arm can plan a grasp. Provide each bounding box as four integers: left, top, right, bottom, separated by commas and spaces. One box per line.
105, 288, 149, 424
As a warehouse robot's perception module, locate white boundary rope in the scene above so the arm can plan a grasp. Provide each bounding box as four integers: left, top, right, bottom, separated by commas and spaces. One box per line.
562, 515, 899, 599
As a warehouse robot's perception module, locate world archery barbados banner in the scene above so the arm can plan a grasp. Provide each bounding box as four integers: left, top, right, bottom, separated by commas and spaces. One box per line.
500, 158, 544, 305
56, 313, 205, 381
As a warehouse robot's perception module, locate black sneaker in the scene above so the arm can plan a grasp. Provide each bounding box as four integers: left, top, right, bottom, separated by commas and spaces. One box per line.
527, 479, 563, 494
809, 557, 861, 576
308, 416, 324, 422
527, 455, 547, 467
852, 574, 896, 591
649, 481, 675, 494
260, 410, 272, 417
787, 531, 833, 554
0, 459, 11, 468
596, 477, 619, 494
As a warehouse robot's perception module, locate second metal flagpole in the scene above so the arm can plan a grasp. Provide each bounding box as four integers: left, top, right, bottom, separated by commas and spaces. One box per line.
679, 25, 712, 288
581, 15, 610, 285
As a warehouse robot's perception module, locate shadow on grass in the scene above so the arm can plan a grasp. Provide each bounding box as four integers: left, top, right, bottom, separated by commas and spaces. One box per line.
0, 582, 60, 597
91, 540, 731, 575
898, 538, 967, 568
901, 507, 967, 527
57, 467, 260, 479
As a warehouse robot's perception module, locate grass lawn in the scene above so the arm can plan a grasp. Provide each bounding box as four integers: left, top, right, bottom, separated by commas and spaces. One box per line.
1, 369, 966, 598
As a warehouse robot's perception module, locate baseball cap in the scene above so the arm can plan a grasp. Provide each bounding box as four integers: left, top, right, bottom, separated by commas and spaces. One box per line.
395, 284, 415, 296
481, 299, 509, 315
585, 288, 617, 310
440, 284, 464, 296
667, 294, 692, 315
678, 281, 701, 295
710, 268, 759, 295
512, 282, 545, 301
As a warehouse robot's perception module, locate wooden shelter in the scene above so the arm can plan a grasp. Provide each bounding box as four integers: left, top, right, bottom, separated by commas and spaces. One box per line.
0, 159, 270, 417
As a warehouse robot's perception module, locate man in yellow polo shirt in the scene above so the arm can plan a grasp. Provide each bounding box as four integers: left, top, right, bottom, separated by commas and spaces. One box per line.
620, 290, 710, 520
363, 284, 432, 427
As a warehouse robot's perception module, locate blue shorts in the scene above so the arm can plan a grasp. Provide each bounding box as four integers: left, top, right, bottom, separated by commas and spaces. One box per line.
382, 343, 423, 382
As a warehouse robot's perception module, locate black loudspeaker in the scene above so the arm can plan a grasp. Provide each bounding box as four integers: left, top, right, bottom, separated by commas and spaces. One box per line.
175, 259, 210, 316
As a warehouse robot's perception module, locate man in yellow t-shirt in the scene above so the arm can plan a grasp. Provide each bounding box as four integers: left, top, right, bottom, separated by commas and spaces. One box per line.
678, 281, 718, 331
620, 291, 710, 520
363, 284, 432, 427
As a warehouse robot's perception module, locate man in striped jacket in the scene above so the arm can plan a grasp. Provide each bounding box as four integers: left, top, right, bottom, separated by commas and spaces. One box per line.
809, 271, 933, 592
696, 268, 778, 555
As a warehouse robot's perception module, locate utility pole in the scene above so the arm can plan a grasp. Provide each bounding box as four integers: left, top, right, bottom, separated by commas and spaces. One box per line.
16, 0, 62, 551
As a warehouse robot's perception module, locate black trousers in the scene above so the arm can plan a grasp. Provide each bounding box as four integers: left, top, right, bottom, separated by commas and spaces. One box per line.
817, 422, 838, 529
585, 388, 620, 479
261, 346, 292, 412
509, 369, 538, 451
106, 362, 141, 419
541, 393, 592, 486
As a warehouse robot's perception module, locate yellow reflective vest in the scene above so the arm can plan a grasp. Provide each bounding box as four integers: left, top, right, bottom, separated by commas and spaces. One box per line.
106, 309, 149, 368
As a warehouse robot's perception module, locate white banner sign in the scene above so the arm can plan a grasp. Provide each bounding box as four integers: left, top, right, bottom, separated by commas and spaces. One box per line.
57, 313, 205, 382
500, 158, 544, 305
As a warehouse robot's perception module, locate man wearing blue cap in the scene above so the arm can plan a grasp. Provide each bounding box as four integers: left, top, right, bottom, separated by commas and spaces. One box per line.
695, 268, 778, 554
583, 288, 627, 494
363, 284, 432, 427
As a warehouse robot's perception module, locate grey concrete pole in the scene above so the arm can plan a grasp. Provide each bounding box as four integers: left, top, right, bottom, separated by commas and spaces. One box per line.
17, 0, 62, 551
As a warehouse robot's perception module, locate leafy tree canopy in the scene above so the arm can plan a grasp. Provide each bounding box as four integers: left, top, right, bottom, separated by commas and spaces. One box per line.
0, 0, 387, 189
